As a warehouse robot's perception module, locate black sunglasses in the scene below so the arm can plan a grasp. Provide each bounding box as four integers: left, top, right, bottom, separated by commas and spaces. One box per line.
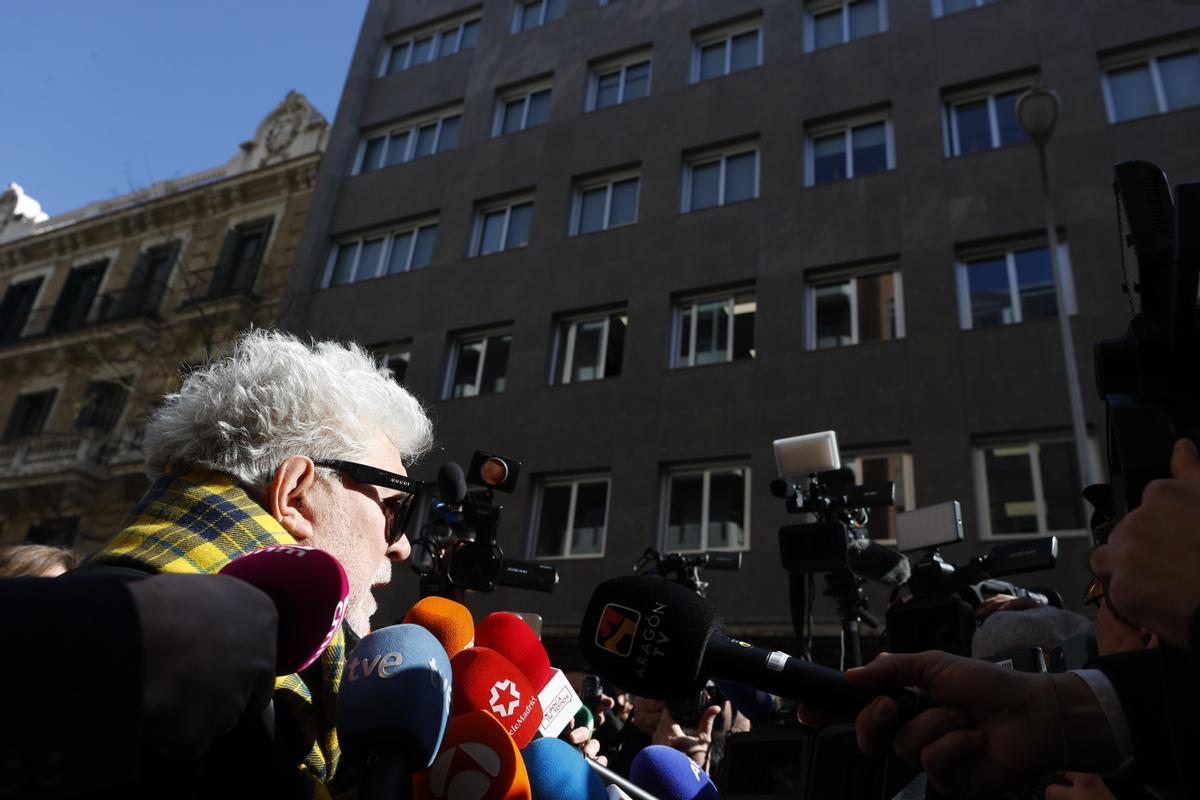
315, 459, 424, 545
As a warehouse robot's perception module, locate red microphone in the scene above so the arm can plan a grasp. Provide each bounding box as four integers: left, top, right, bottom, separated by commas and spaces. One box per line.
404, 596, 475, 658
413, 710, 531, 800
219, 545, 348, 674
476, 612, 581, 738
451, 647, 543, 748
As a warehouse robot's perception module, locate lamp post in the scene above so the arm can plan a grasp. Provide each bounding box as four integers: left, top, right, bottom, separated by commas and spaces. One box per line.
1015, 84, 1096, 509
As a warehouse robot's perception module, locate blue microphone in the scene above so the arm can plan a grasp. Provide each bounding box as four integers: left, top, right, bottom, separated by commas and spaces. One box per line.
337, 624, 452, 800
630, 746, 718, 800
522, 737, 607, 800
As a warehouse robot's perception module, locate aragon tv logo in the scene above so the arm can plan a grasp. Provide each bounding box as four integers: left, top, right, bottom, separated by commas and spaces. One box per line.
595, 603, 641, 657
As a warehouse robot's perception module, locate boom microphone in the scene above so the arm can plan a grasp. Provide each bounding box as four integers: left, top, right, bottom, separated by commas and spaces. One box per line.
438, 462, 469, 505
338, 624, 453, 800
630, 746, 719, 800
404, 595, 476, 657
522, 737, 607, 800
219, 545, 348, 674
580, 576, 916, 718
413, 710, 531, 800
846, 539, 911, 587
451, 647, 544, 747
476, 612, 582, 738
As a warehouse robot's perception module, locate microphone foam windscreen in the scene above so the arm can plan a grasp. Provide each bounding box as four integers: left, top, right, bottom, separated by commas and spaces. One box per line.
219, 544, 348, 674
521, 737, 606, 800
438, 462, 468, 505
338, 624, 452, 770
580, 576, 720, 700
451, 647, 543, 748
404, 596, 476, 657
413, 710, 531, 800
629, 746, 719, 800
476, 612, 552, 687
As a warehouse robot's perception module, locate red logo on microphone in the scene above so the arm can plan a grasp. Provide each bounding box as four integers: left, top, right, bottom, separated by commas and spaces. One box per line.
596, 604, 640, 657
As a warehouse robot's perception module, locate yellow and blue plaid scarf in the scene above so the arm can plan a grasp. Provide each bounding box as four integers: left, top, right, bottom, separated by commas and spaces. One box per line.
91, 466, 347, 797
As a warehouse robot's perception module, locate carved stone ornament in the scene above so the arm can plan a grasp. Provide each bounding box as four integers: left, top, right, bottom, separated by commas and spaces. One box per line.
265, 95, 307, 156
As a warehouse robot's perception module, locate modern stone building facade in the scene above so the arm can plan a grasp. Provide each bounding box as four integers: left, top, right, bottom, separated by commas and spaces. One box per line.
0, 92, 328, 551
283, 0, 1200, 640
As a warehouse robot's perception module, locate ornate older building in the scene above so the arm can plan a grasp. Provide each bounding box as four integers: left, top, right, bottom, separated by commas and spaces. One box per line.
0, 91, 328, 550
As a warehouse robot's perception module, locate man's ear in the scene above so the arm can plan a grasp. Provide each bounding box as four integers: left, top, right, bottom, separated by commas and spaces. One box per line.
268, 455, 320, 543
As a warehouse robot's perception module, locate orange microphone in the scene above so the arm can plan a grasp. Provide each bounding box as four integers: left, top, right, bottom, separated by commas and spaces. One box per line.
404, 595, 476, 658
413, 709, 531, 800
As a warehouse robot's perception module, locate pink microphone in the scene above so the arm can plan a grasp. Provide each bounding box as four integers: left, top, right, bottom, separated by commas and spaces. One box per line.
220, 545, 348, 674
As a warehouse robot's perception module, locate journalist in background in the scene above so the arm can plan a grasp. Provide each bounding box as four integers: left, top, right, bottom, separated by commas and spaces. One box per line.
88, 329, 433, 797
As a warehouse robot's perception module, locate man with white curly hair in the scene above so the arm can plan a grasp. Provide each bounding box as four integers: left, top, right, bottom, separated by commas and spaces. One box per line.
88, 328, 433, 797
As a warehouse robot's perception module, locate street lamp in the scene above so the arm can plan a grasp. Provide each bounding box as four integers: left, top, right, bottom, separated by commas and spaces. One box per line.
1015, 84, 1096, 514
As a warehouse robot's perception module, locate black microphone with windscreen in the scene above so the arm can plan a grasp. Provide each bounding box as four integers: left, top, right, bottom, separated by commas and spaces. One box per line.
581, 576, 916, 719
437, 462, 468, 505
846, 539, 911, 587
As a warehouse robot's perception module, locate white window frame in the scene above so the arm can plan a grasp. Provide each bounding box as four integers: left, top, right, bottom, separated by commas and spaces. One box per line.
511, 0, 564, 34
570, 171, 641, 235
530, 474, 612, 559
586, 51, 653, 111
804, 0, 889, 52
973, 438, 1101, 541
377, 12, 482, 76
444, 329, 512, 398
805, 114, 895, 186
671, 288, 756, 368
681, 143, 761, 212
660, 463, 753, 553
955, 240, 1077, 330
469, 196, 534, 257
690, 19, 763, 84
321, 218, 439, 287
931, 0, 995, 18
373, 341, 412, 384
941, 78, 1034, 157
843, 451, 916, 544
1100, 42, 1200, 123
492, 80, 554, 137
552, 310, 626, 384
804, 267, 906, 350
353, 107, 463, 175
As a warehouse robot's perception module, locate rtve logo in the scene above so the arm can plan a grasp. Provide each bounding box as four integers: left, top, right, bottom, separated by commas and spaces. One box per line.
596, 603, 640, 657
488, 679, 521, 717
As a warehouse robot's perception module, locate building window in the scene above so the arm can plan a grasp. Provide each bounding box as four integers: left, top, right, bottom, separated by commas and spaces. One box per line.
116, 243, 178, 319
209, 218, 273, 298
446, 330, 512, 398
513, 0, 565, 33
493, 82, 552, 137
379, 13, 482, 75
355, 108, 462, 174
807, 268, 904, 349
932, 0, 998, 17
663, 464, 751, 552
844, 452, 915, 542
48, 260, 107, 334
374, 342, 412, 385
74, 380, 129, 433
806, 0, 888, 52
571, 172, 640, 235
325, 221, 438, 287
470, 197, 534, 256
1102, 45, 1200, 123
588, 53, 652, 111
807, 115, 894, 185
974, 438, 1094, 538
672, 289, 756, 368
692, 19, 762, 83
956, 242, 1076, 329
943, 82, 1032, 156
0, 277, 45, 344
532, 475, 611, 558
3, 389, 57, 442
552, 310, 626, 384
682, 143, 759, 212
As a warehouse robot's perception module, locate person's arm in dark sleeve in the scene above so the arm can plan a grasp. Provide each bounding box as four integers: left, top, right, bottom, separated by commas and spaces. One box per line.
605, 717, 652, 778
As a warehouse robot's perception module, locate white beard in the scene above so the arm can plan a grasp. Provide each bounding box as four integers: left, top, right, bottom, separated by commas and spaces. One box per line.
310, 486, 393, 637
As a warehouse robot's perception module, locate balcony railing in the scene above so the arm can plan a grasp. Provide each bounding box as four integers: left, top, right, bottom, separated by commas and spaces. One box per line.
0, 281, 169, 347
0, 430, 108, 480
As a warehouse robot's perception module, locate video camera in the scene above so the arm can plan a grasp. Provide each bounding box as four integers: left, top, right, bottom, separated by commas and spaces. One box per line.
410, 450, 558, 598
1093, 161, 1200, 525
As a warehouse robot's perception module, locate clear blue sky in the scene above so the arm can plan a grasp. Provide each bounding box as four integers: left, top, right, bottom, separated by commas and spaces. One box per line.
0, 0, 369, 216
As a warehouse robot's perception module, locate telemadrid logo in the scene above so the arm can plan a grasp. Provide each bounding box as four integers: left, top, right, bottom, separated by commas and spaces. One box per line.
489, 679, 521, 717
